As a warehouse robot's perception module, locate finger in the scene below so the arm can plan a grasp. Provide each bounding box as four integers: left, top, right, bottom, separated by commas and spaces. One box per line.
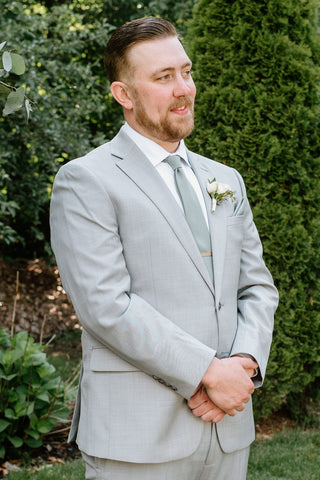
201, 410, 226, 423
188, 396, 207, 409
191, 401, 213, 417
236, 404, 245, 412
188, 386, 207, 409
226, 408, 237, 417
249, 382, 255, 395
240, 357, 258, 370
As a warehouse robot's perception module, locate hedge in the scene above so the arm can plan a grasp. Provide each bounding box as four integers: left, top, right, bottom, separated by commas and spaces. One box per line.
186, 0, 320, 419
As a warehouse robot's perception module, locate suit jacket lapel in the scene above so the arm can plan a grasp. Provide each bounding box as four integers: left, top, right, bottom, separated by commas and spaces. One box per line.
110, 130, 214, 294
188, 151, 227, 304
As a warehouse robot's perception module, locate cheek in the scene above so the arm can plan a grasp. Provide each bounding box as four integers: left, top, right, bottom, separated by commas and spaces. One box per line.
190, 82, 196, 99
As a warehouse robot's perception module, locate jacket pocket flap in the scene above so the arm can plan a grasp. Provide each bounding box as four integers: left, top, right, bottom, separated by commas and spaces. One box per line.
90, 347, 140, 372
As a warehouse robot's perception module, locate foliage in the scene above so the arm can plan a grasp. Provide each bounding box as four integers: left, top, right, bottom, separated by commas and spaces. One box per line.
143, 0, 197, 37
0, 41, 32, 118
0, 328, 72, 459
186, 0, 320, 419
0, 0, 197, 256
0, 1, 117, 257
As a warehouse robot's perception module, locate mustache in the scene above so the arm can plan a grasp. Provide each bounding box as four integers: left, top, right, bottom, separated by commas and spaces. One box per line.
169, 96, 194, 110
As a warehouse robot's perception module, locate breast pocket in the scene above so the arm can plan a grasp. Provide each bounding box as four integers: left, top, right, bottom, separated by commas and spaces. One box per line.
225, 215, 244, 259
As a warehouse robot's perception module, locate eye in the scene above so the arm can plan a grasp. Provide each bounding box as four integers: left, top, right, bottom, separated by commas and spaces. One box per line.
183, 69, 193, 78
158, 74, 170, 81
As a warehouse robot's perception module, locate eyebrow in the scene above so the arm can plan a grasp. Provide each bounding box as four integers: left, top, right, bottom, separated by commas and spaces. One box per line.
151, 61, 192, 78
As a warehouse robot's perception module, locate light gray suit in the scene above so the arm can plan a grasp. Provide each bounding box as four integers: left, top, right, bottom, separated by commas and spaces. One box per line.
50, 127, 278, 465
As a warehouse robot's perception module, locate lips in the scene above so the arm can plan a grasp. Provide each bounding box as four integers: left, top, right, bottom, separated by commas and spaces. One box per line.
171, 105, 189, 115
170, 97, 193, 115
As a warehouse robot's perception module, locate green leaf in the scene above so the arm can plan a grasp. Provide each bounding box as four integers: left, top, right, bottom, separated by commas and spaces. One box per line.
36, 391, 50, 403
0, 329, 10, 347
0, 41, 6, 52
27, 429, 40, 440
25, 437, 42, 448
10, 53, 25, 75
4, 408, 16, 419
3, 86, 25, 115
0, 419, 10, 433
25, 98, 32, 121
15, 400, 34, 418
42, 377, 61, 391
8, 435, 23, 448
27, 352, 47, 367
37, 363, 56, 377
0, 82, 10, 97
2, 51, 12, 72
0, 444, 5, 459
2, 346, 25, 366
37, 418, 56, 434
0, 372, 18, 381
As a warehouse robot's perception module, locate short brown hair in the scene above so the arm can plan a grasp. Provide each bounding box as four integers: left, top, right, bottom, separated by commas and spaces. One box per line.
104, 17, 177, 83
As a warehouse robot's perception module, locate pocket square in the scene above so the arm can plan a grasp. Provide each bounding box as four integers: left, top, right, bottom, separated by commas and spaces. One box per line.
233, 198, 244, 216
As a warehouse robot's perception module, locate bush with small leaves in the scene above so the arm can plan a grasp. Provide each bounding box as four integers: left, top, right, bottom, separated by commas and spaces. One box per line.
186, 0, 320, 420
0, 40, 32, 119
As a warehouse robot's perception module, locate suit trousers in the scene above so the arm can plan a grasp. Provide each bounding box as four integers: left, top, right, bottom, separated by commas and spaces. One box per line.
81, 422, 250, 480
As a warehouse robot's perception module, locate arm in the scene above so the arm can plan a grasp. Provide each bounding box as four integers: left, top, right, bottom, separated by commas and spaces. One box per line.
189, 169, 278, 419
50, 160, 215, 399
229, 170, 278, 385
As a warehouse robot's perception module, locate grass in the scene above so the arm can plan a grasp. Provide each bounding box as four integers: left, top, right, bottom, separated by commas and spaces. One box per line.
5, 428, 320, 479
5, 459, 85, 480
247, 428, 320, 480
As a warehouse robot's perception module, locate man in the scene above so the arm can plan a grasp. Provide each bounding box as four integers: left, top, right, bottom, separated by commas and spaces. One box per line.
50, 16, 278, 480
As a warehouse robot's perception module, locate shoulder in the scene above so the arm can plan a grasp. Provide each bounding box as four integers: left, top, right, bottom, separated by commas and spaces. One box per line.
54, 139, 122, 191
60, 141, 112, 173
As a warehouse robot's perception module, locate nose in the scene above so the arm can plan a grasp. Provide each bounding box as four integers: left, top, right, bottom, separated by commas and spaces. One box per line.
173, 74, 194, 97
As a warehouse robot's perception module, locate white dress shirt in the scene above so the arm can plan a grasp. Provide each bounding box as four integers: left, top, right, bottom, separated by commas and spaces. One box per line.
122, 123, 209, 225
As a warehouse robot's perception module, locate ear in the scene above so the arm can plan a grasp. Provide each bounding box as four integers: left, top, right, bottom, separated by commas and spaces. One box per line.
110, 81, 133, 110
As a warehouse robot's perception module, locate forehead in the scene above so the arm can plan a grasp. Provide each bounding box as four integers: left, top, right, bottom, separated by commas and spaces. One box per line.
126, 36, 191, 77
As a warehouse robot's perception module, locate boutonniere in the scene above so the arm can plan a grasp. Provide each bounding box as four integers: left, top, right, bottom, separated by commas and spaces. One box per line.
207, 178, 236, 213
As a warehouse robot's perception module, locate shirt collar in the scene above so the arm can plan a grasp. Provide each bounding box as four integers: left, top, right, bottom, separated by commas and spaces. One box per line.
122, 123, 189, 167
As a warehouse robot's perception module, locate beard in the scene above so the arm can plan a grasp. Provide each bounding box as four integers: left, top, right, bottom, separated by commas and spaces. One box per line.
132, 92, 194, 144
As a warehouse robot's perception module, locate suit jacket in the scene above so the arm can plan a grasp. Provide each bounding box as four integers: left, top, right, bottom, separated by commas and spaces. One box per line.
50, 127, 278, 463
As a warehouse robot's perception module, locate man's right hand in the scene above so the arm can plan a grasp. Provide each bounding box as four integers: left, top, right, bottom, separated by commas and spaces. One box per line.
188, 384, 226, 423
201, 356, 257, 417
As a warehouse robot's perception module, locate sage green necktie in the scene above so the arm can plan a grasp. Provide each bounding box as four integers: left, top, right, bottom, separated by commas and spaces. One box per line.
165, 155, 213, 281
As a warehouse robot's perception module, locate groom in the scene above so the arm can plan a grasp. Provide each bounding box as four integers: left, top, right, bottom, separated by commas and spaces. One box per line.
50, 16, 278, 480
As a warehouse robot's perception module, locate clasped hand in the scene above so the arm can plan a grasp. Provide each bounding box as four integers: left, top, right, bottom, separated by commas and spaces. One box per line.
188, 356, 257, 423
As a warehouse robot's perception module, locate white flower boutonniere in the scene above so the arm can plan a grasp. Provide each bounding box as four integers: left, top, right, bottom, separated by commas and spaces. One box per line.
207, 178, 236, 213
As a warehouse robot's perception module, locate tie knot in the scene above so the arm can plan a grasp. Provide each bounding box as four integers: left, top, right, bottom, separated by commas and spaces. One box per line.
165, 155, 182, 171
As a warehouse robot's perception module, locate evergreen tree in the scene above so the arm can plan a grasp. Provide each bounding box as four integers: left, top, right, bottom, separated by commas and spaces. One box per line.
187, 0, 320, 420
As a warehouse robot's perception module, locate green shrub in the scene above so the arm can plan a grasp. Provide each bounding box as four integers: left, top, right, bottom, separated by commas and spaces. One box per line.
0, 328, 71, 459
186, 0, 320, 419
0, 1, 117, 256
0, 0, 196, 257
